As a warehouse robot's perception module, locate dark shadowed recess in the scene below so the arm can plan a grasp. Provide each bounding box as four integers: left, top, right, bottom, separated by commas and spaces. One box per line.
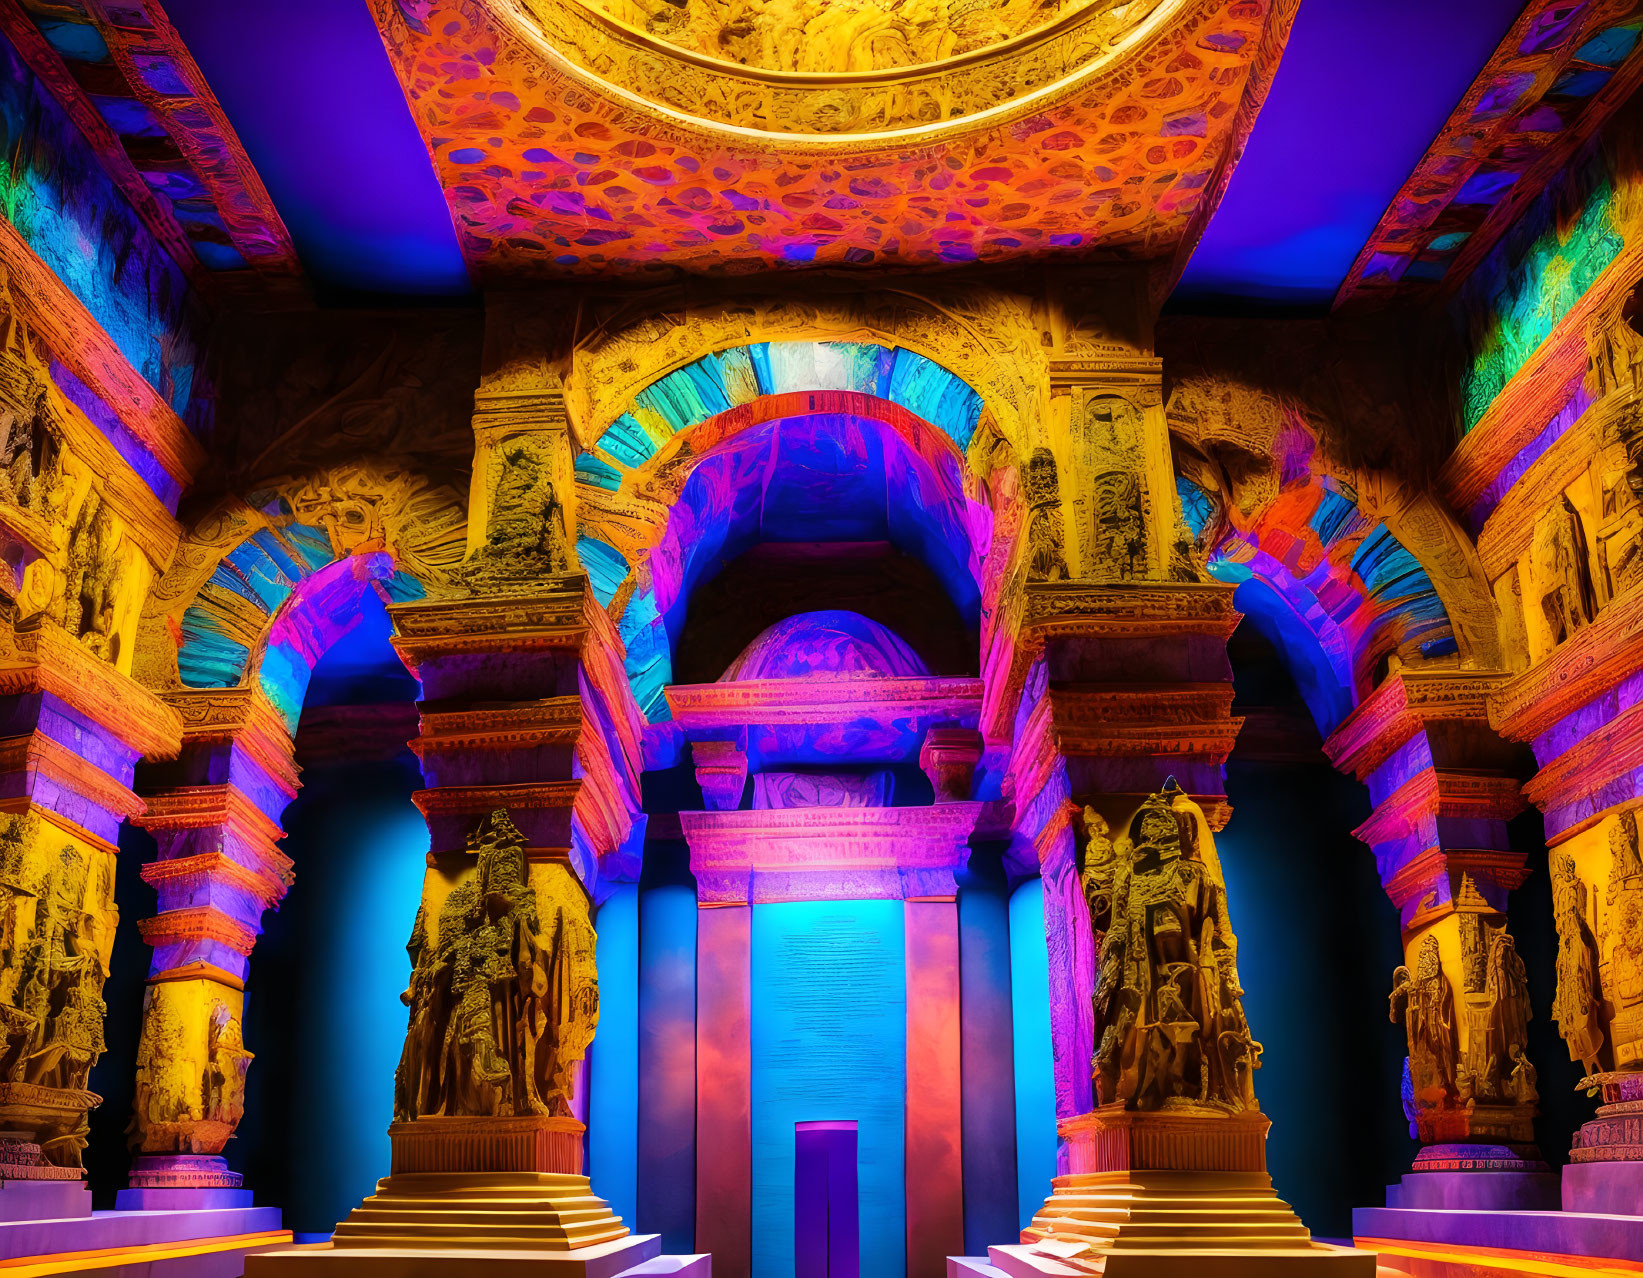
674, 541, 978, 683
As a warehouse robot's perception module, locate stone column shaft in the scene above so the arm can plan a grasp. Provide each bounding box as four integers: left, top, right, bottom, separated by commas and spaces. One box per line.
125, 686, 294, 1205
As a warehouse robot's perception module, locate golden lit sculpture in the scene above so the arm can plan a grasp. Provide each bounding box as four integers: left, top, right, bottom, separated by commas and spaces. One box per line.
1085, 779, 1262, 1113
394, 809, 598, 1122
258, 810, 626, 1270
1552, 851, 1606, 1073
1389, 935, 1459, 1113
1015, 785, 1368, 1277
0, 813, 117, 1172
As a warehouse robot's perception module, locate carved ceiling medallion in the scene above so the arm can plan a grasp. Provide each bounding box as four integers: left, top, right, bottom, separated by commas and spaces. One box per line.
373, 0, 1292, 277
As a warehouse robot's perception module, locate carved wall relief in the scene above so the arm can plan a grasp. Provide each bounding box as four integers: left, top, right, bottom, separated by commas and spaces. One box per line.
1023, 447, 1069, 583
1552, 851, 1606, 1074
0, 812, 118, 1170
463, 436, 573, 586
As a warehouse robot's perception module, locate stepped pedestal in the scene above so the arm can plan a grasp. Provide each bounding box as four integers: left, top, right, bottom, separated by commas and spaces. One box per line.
246, 1115, 703, 1277
997, 1105, 1373, 1277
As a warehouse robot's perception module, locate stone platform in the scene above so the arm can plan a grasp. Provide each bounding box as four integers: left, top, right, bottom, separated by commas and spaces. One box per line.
248, 1232, 714, 1278
1000, 1105, 1376, 1276
1354, 1205, 1643, 1263
0, 1205, 289, 1277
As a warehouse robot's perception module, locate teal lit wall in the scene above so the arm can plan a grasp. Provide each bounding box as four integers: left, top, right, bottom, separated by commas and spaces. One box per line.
239, 756, 428, 1239
751, 900, 907, 1278
1007, 879, 1055, 1232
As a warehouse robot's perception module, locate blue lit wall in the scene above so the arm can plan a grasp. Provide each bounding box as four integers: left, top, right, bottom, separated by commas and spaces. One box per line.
751, 901, 906, 1278
638, 856, 698, 1251
591, 884, 640, 1229
958, 854, 1018, 1255
1007, 881, 1055, 1232
239, 756, 428, 1238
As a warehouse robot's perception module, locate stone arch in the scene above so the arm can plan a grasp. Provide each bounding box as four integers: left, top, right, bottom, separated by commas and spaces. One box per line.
576, 393, 1000, 721
131, 459, 468, 715
1203, 474, 1464, 734
562, 284, 1047, 463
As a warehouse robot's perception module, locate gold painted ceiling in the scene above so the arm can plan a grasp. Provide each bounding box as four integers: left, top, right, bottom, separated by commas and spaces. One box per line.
551, 0, 1153, 74
373, 0, 1294, 279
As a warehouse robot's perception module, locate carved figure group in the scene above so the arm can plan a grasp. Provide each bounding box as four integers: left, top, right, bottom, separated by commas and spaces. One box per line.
395, 810, 598, 1122
1083, 780, 1262, 1113
0, 819, 117, 1169
1389, 913, 1539, 1140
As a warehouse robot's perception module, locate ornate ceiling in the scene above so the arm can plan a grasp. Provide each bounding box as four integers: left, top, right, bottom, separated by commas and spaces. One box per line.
370, 0, 1295, 279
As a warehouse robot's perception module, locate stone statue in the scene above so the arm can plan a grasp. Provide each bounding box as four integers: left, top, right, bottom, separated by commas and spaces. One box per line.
395, 810, 598, 1122
1086, 779, 1262, 1113
1024, 447, 1068, 582
1551, 852, 1605, 1073
1389, 935, 1459, 1111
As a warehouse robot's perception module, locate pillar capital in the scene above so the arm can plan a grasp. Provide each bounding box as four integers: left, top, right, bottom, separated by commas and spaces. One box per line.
1323, 668, 1513, 781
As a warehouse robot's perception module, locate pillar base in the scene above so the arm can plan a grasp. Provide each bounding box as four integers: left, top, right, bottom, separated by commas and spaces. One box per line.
116, 1186, 255, 1210
1563, 1159, 1643, 1214
0, 1179, 90, 1222
246, 1232, 665, 1277
1385, 1143, 1558, 1210
1386, 1171, 1559, 1210
327, 1171, 629, 1252
1008, 1106, 1374, 1275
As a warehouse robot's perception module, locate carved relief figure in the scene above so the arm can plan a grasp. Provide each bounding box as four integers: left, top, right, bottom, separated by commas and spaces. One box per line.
203, 1003, 252, 1131
0, 823, 121, 1169
1532, 496, 1598, 646
1551, 852, 1605, 1073
395, 810, 598, 1122
1090, 470, 1143, 581
1598, 401, 1643, 597
129, 991, 199, 1154
1389, 935, 1459, 1115
1605, 810, 1643, 1064
1086, 779, 1262, 1113
465, 440, 571, 582
1023, 447, 1068, 582
60, 494, 124, 661
1452, 914, 1537, 1109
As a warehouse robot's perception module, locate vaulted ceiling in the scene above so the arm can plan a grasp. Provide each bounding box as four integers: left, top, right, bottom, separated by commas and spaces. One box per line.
6, 0, 1640, 310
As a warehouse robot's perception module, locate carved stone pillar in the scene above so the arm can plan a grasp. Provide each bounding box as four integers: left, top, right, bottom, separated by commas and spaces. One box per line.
1324, 669, 1555, 1210
305, 575, 650, 1261
123, 686, 294, 1208
1001, 580, 1242, 1133
0, 621, 182, 1217
1493, 595, 1643, 1214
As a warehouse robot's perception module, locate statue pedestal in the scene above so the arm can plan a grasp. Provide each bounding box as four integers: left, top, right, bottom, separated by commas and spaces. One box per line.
1563, 1069, 1643, 1214
1385, 1143, 1558, 1210
245, 1116, 708, 1276
1000, 1105, 1373, 1276
117, 1154, 255, 1210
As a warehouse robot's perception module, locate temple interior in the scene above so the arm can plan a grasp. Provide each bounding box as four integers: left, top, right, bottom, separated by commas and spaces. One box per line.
0, 1, 1640, 1276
